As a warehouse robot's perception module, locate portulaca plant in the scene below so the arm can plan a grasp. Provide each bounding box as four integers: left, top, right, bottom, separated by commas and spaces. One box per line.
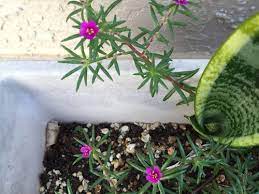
72, 126, 129, 193
60, 0, 199, 104
127, 143, 187, 194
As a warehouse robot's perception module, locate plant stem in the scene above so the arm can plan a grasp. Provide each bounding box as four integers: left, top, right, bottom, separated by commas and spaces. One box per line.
115, 5, 195, 95
92, 51, 133, 63
191, 174, 217, 194
106, 5, 194, 95
95, 153, 118, 194
124, 41, 194, 95
142, 5, 176, 54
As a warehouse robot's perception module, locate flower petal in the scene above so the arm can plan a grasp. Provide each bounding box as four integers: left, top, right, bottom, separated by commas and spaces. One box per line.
87, 20, 97, 27
145, 167, 153, 175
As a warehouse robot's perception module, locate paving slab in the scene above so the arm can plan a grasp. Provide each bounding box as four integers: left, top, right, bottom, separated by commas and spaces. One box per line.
0, 0, 258, 59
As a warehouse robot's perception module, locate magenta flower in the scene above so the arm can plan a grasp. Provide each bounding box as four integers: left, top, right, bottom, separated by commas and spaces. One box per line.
80, 21, 99, 40
145, 166, 163, 184
80, 145, 92, 158
174, 0, 189, 5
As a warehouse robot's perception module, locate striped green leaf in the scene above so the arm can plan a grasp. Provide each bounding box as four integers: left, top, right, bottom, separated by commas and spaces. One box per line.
192, 13, 259, 147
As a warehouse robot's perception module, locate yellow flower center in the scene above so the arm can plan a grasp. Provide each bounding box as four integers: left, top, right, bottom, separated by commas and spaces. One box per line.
86, 28, 95, 35
152, 171, 158, 179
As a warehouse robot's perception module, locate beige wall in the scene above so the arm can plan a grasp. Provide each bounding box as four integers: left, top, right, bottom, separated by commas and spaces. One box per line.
0, 0, 258, 59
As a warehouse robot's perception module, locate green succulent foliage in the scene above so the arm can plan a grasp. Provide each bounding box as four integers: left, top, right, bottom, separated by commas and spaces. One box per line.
72, 125, 109, 165
189, 142, 259, 194
60, 0, 200, 103
127, 143, 187, 194
55, 126, 258, 193
126, 139, 259, 194
190, 13, 259, 147
73, 126, 129, 193
66, 179, 73, 194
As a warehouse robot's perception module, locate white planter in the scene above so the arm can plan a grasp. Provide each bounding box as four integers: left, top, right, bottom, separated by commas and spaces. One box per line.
0, 59, 207, 194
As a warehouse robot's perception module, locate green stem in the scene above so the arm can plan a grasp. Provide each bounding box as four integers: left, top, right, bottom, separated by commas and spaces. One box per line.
142, 5, 177, 54
94, 153, 118, 194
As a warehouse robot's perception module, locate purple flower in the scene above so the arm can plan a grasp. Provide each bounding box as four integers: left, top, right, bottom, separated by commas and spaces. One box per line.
174, 0, 189, 5
80, 145, 92, 158
145, 166, 163, 184
80, 21, 99, 40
